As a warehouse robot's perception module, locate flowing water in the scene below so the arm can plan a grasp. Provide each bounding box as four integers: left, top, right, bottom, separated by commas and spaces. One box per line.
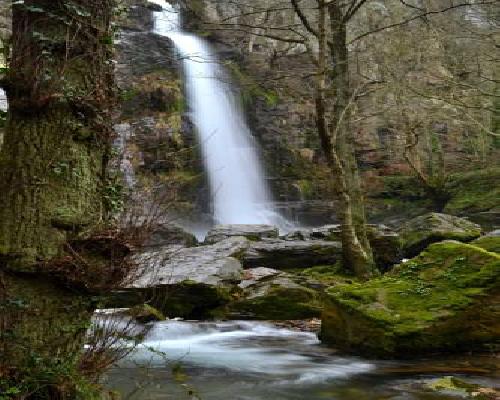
106, 320, 498, 400
149, 0, 287, 227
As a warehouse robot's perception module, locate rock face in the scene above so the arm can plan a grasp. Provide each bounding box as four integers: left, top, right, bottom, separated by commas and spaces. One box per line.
220, 267, 322, 320
243, 238, 342, 269
399, 213, 482, 257
283, 224, 402, 270
205, 224, 279, 244
321, 241, 500, 357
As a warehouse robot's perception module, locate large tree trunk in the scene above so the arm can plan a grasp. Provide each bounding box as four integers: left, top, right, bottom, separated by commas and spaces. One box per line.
326, 2, 374, 276
0, 0, 114, 269
0, 1, 115, 397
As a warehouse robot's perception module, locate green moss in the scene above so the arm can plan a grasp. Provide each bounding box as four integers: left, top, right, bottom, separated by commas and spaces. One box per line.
147, 281, 235, 319
321, 241, 500, 356
291, 264, 355, 285
472, 236, 500, 254
128, 303, 165, 323
445, 168, 500, 216
400, 213, 482, 257
0, 272, 96, 399
224, 285, 323, 320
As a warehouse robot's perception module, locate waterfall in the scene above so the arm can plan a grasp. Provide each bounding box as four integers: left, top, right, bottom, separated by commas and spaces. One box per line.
150, 1, 287, 227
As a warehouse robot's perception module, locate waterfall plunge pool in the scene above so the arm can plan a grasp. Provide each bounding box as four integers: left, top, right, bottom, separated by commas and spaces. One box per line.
104, 320, 499, 399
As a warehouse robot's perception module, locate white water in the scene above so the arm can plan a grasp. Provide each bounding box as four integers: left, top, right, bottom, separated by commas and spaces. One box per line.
126, 321, 374, 384
150, 1, 286, 227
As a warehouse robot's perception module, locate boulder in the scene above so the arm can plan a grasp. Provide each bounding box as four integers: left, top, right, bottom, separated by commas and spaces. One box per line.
366, 224, 403, 271
320, 241, 500, 357
125, 237, 249, 318
205, 224, 279, 244
220, 268, 322, 320
127, 303, 165, 323
399, 213, 482, 257
130, 237, 248, 287
472, 231, 500, 254
243, 238, 342, 269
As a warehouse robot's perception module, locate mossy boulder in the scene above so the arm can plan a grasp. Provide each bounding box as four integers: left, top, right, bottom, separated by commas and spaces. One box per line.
426, 377, 499, 399
472, 231, 500, 254
127, 303, 165, 323
150, 280, 234, 319
320, 241, 500, 357
220, 269, 322, 320
444, 168, 500, 226
399, 213, 482, 257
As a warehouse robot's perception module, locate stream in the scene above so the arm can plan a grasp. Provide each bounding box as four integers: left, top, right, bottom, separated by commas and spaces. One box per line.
105, 320, 498, 399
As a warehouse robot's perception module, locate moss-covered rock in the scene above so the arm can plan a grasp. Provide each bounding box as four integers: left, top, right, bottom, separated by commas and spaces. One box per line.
150, 280, 235, 319
399, 213, 482, 257
127, 303, 165, 323
426, 376, 499, 399
320, 241, 500, 357
220, 272, 323, 320
472, 232, 500, 254
445, 168, 500, 223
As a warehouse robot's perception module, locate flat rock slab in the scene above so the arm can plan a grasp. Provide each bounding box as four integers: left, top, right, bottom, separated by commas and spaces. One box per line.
243, 238, 342, 269
205, 224, 279, 244
239, 267, 282, 289
129, 237, 249, 288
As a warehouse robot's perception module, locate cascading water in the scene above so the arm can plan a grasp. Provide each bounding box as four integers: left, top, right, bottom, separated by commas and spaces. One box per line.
150, 0, 287, 227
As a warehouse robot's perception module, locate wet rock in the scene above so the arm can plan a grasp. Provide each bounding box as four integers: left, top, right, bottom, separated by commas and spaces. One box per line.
243, 238, 342, 269
238, 267, 282, 289
399, 213, 482, 257
282, 225, 341, 241
130, 237, 248, 288
367, 225, 403, 271
125, 237, 249, 318
426, 376, 499, 399
283, 224, 402, 270
222, 270, 322, 320
321, 241, 500, 357
205, 224, 279, 244
145, 2, 163, 12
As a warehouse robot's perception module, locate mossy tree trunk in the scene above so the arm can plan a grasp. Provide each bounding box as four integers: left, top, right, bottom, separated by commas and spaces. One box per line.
326, 2, 375, 278
0, 1, 116, 397
0, 0, 115, 268
311, 0, 374, 279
